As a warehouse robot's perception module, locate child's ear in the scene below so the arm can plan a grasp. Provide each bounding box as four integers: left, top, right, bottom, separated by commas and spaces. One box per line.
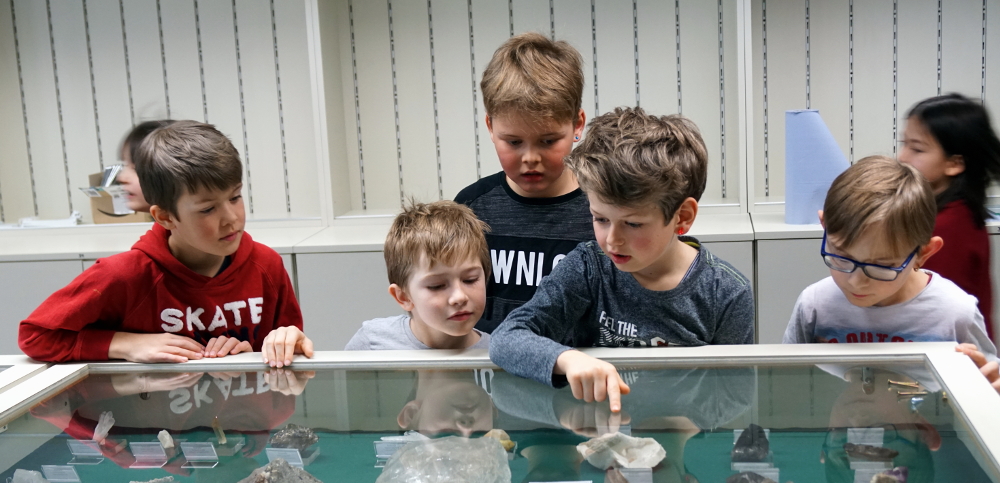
817, 210, 825, 227
915, 236, 945, 268
573, 109, 587, 137
945, 154, 966, 177
388, 284, 414, 311
485, 115, 494, 134
397, 400, 421, 429
149, 205, 176, 230
673, 197, 699, 234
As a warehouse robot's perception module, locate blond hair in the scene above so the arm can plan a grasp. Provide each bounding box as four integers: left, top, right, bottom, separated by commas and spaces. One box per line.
566, 107, 708, 221
480, 32, 583, 123
385, 200, 491, 287
824, 155, 937, 256
134, 120, 242, 216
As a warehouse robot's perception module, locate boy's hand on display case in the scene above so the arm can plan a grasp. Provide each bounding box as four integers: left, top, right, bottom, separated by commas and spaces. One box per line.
555, 398, 632, 437
264, 368, 316, 395
203, 335, 253, 358
956, 343, 1000, 393
262, 326, 315, 368
110, 372, 203, 396
554, 350, 631, 412
109, 332, 205, 363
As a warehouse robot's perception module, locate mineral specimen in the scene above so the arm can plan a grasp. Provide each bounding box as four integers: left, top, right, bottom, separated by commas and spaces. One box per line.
93, 411, 115, 443
577, 432, 666, 469
11, 470, 49, 483
129, 477, 175, 483
376, 436, 510, 483
844, 443, 899, 461
725, 472, 777, 483
871, 466, 908, 483
212, 416, 227, 445
483, 429, 516, 451
731, 424, 769, 462
236, 458, 322, 483
157, 430, 174, 449
269, 424, 319, 452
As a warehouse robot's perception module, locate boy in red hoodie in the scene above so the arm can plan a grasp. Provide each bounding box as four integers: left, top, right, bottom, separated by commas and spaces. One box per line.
19, 121, 312, 366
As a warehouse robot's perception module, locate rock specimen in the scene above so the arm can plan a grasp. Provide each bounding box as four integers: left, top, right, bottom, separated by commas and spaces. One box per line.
726, 472, 777, 483
376, 436, 510, 483
212, 416, 227, 444
157, 430, 174, 449
731, 424, 769, 462
11, 470, 49, 483
871, 466, 908, 483
576, 432, 666, 469
483, 429, 516, 451
130, 477, 175, 483
93, 411, 115, 443
269, 424, 319, 452
237, 458, 322, 483
844, 443, 899, 461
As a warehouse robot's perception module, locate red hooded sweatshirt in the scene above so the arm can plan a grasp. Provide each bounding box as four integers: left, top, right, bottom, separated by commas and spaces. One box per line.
19, 224, 303, 362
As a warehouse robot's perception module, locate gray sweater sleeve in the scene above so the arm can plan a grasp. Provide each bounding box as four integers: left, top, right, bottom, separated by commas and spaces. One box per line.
489, 245, 594, 387
344, 326, 371, 350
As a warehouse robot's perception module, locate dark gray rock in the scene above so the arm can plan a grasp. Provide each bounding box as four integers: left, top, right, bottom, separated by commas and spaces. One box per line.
236, 458, 322, 483
731, 424, 769, 462
725, 472, 777, 483
269, 424, 319, 452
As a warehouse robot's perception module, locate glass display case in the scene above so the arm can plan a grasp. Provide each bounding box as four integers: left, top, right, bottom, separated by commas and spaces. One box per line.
0, 343, 997, 483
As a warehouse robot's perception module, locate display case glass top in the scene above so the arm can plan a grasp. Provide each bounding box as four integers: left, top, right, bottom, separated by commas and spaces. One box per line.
0, 344, 997, 482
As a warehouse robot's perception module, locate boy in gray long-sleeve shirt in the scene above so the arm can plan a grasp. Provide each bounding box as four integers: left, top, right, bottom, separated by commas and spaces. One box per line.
490, 107, 755, 411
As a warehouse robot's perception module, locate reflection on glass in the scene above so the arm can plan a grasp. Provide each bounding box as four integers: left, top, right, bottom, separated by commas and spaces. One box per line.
0, 363, 994, 482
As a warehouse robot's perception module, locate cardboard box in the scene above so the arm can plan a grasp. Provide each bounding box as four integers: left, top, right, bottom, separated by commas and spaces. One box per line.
80, 173, 152, 224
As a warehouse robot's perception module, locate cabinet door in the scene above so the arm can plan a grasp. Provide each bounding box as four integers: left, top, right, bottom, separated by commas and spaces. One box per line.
295, 252, 400, 351
0, 260, 84, 355
755, 239, 829, 344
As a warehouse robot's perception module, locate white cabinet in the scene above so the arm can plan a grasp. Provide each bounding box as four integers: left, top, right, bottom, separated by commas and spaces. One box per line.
295, 251, 400, 351
755, 238, 830, 344
0, 260, 85, 355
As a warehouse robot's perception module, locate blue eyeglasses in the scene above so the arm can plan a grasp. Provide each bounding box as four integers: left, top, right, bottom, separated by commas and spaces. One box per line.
820, 232, 920, 282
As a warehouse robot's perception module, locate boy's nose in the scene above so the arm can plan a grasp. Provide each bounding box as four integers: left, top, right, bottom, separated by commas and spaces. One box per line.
605, 225, 623, 248
449, 286, 469, 306
521, 147, 541, 164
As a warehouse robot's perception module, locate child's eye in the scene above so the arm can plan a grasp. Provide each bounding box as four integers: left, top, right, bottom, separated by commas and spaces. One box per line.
507, 140, 522, 147
427, 284, 445, 291
230, 195, 242, 202
200, 207, 215, 214
542, 139, 557, 146
626, 222, 643, 228
463, 277, 480, 285
592, 217, 608, 223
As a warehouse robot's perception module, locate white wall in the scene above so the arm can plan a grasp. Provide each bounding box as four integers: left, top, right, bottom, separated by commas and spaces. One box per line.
0, 0, 322, 224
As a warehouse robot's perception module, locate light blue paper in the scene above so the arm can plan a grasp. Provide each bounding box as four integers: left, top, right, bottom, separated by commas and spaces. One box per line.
785, 110, 850, 225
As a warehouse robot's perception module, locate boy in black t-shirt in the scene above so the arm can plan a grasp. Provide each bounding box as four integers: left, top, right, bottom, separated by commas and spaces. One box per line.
455, 32, 593, 333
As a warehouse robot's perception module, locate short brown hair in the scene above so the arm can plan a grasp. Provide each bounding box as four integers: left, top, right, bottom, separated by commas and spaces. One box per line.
566, 107, 708, 221
134, 121, 243, 215
824, 155, 937, 256
384, 200, 491, 288
480, 32, 584, 123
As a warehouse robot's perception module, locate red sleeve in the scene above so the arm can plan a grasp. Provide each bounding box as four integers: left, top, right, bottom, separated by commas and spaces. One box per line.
18, 257, 132, 362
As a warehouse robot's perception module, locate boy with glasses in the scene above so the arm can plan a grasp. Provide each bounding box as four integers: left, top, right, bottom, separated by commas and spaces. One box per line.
782, 156, 996, 360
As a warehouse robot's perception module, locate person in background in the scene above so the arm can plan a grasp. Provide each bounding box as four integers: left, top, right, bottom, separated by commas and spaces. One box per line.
117, 120, 176, 212
454, 32, 593, 334
899, 94, 1000, 338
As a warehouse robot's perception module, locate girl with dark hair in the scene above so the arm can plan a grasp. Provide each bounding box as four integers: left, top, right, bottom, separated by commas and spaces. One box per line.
116, 120, 176, 212
899, 93, 1000, 337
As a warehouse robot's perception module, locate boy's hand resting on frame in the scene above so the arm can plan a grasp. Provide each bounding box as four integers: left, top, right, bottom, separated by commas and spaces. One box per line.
203, 335, 253, 358
109, 332, 206, 363
956, 343, 1000, 393
554, 350, 631, 412
262, 326, 315, 368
